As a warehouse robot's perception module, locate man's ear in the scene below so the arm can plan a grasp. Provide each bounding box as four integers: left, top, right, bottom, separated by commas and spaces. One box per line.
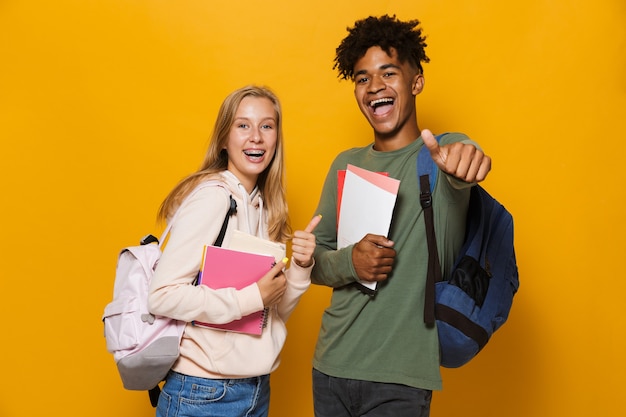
412, 73, 425, 95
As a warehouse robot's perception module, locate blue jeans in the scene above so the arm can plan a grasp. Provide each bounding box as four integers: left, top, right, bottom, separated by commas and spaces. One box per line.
312, 368, 432, 417
156, 371, 270, 417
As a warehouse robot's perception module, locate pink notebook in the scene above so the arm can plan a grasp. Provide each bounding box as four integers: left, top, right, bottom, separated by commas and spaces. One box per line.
193, 245, 275, 335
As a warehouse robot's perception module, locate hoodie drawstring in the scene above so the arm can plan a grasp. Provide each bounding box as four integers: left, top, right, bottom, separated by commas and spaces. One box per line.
234, 181, 266, 239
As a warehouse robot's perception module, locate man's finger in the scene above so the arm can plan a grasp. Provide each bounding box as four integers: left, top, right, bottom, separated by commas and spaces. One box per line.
421, 129, 438, 153
304, 214, 322, 233
365, 234, 394, 248
475, 155, 492, 182
422, 129, 449, 170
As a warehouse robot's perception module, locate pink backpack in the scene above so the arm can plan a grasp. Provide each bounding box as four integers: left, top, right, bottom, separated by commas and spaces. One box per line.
102, 182, 236, 405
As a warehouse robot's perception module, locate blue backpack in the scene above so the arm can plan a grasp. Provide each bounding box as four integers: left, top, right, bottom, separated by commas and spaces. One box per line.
418, 135, 519, 368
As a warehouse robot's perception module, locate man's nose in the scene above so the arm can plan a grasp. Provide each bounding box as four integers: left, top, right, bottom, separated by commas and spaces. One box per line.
368, 74, 386, 92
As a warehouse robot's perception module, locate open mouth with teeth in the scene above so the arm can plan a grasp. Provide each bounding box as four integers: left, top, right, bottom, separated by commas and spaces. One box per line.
370, 98, 394, 114
243, 149, 266, 161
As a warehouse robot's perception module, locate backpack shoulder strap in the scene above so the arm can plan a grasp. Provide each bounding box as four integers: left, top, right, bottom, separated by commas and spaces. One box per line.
158, 180, 237, 247
417, 138, 438, 194
417, 134, 445, 326
214, 195, 237, 247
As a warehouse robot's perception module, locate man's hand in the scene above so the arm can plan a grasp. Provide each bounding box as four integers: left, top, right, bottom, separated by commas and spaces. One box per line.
352, 234, 396, 282
422, 129, 491, 183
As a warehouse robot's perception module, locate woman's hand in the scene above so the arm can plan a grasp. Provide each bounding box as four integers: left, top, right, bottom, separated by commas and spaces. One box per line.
291, 215, 322, 268
257, 259, 288, 307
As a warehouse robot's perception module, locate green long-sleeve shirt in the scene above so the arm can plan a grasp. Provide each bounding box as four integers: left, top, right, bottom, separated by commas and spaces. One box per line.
311, 133, 474, 390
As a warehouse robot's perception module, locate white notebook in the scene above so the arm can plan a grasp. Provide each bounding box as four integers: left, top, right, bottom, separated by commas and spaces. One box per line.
228, 229, 286, 263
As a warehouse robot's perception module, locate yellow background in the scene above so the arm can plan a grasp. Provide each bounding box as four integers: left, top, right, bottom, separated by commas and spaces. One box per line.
1, 1, 624, 416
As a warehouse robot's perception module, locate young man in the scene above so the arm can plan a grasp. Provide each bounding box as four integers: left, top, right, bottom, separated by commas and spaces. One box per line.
310, 15, 492, 417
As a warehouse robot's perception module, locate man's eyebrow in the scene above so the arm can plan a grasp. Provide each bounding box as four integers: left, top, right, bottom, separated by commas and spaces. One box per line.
380, 63, 401, 71
354, 63, 401, 76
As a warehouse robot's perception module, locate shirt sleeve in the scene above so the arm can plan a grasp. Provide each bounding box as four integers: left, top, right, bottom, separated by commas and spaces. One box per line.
310, 158, 361, 288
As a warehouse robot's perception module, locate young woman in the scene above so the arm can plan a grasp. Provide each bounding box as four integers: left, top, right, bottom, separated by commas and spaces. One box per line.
149, 85, 320, 417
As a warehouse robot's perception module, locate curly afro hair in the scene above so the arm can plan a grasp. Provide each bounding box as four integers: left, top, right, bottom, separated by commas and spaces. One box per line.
333, 15, 430, 80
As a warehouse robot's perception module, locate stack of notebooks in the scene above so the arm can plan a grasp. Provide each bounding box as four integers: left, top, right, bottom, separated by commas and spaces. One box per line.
193, 230, 285, 335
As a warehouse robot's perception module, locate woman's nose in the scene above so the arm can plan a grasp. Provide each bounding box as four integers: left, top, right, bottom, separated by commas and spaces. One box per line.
249, 128, 262, 142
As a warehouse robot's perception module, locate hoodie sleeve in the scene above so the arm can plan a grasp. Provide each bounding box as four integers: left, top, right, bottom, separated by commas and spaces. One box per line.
148, 185, 265, 324
276, 259, 313, 322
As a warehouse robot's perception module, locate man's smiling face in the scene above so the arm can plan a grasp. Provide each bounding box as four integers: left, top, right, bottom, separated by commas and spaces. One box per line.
353, 46, 424, 148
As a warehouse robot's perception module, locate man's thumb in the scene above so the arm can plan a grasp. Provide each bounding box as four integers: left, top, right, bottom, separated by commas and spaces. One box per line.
421, 129, 438, 151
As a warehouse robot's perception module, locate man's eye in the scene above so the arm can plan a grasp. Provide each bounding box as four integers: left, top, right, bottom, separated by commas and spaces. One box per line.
383, 72, 394, 78
356, 77, 369, 84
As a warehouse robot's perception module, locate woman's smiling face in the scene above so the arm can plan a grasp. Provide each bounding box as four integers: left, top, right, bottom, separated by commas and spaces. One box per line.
225, 96, 278, 193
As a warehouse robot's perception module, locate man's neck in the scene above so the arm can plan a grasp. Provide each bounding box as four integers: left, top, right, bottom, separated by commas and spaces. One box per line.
373, 125, 421, 152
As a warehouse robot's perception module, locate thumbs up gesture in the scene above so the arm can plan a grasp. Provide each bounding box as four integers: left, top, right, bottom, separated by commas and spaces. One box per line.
291, 214, 322, 268
422, 129, 492, 183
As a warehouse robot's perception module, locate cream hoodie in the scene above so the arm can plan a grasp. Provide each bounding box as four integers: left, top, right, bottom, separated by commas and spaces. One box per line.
148, 171, 312, 379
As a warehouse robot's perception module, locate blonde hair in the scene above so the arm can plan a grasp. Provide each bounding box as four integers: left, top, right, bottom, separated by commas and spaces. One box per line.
157, 85, 291, 242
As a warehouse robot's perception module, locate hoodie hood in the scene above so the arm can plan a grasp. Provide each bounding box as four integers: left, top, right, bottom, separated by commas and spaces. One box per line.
219, 170, 266, 238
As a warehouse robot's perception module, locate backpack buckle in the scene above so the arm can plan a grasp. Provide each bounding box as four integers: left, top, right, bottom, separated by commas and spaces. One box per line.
420, 191, 432, 209
140, 234, 159, 245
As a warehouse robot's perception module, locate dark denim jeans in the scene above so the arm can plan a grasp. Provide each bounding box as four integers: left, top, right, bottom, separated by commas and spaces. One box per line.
156, 371, 270, 417
312, 368, 432, 417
